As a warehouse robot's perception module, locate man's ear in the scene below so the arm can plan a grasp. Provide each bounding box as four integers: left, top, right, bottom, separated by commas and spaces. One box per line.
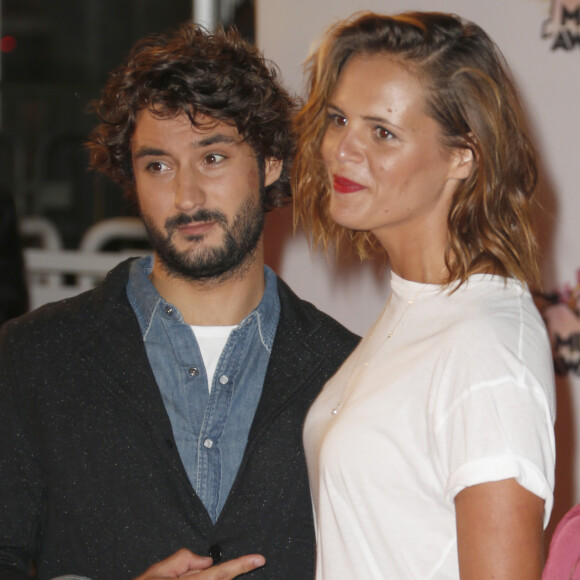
264, 157, 283, 187
449, 146, 474, 181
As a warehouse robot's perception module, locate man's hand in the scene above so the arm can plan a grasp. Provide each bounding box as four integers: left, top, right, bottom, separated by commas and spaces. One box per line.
134, 548, 266, 579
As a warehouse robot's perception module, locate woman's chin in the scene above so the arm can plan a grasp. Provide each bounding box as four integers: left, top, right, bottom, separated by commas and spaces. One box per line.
329, 203, 364, 231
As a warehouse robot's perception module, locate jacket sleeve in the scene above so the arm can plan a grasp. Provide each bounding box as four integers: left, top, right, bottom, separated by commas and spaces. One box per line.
0, 327, 44, 578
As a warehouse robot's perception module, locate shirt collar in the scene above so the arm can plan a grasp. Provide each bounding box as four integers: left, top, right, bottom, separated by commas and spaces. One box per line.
126, 255, 280, 350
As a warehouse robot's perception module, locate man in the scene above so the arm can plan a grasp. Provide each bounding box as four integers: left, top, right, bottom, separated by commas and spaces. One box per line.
0, 23, 358, 580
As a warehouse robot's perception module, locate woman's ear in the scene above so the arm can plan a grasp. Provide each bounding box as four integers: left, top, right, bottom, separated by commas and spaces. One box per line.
264, 157, 283, 187
450, 147, 474, 180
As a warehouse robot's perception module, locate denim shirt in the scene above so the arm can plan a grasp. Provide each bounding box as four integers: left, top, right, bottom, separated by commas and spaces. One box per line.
127, 256, 280, 523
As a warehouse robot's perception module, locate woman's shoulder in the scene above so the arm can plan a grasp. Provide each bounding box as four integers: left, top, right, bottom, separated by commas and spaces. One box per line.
429, 275, 550, 377
447, 274, 540, 333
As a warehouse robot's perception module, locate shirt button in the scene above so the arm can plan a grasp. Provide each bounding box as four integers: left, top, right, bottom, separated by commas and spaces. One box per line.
188, 366, 200, 377
203, 438, 213, 449
218, 375, 229, 385
164, 306, 174, 316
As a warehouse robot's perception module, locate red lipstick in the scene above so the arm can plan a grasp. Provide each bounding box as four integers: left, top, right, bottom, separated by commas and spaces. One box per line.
332, 175, 364, 193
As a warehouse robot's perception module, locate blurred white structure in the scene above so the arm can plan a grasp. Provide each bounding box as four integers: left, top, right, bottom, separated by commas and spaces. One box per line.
22, 217, 147, 310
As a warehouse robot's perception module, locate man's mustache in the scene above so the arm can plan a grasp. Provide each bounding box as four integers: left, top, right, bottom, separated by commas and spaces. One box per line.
165, 210, 228, 232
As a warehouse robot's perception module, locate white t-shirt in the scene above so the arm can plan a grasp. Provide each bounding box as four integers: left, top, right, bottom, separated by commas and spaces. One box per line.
303, 273, 555, 580
190, 325, 236, 391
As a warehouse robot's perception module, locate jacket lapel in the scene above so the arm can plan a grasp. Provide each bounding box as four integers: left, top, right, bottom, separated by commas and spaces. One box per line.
70, 261, 212, 525
246, 278, 326, 445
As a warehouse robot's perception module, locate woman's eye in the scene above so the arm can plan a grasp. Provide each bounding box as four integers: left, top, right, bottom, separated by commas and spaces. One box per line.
328, 113, 347, 128
204, 153, 226, 165
375, 126, 394, 141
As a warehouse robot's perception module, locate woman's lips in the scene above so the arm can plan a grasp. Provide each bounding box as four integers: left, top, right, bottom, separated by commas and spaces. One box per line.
332, 175, 365, 193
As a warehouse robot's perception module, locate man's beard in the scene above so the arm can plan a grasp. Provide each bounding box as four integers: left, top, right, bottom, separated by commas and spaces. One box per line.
141, 194, 265, 283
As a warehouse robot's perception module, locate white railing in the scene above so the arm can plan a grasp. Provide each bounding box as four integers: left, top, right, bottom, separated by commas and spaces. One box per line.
21, 217, 148, 310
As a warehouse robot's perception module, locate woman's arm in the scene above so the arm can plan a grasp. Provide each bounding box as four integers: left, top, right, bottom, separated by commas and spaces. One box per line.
455, 478, 545, 579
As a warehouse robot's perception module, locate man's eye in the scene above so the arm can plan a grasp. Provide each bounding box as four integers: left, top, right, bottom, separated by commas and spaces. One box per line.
146, 161, 169, 173
205, 153, 226, 165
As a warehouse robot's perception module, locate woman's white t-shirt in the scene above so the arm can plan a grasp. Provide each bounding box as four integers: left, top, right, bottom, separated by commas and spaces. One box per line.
304, 273, 555, 579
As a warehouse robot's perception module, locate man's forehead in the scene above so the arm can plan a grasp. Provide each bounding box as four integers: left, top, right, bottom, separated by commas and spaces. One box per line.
192, 112, 239, 134
135, 108, 242, 139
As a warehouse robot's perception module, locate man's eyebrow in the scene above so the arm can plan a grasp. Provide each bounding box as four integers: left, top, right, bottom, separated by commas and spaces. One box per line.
132, 134, 239, 160
132, 147, 167, 160
195, 134, 239, 147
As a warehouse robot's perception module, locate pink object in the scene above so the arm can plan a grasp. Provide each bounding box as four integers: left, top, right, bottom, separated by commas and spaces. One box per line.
544, 504, 580, 579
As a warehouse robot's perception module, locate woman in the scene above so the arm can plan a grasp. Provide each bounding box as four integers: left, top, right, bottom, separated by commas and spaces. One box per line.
293, 11, 555, 579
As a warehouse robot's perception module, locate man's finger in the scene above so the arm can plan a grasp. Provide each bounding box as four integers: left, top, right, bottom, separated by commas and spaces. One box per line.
135, 548, 213, 578
183, 554, 266, 579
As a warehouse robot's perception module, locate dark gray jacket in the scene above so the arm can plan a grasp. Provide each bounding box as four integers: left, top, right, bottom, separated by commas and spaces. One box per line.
0, 259, 359, 580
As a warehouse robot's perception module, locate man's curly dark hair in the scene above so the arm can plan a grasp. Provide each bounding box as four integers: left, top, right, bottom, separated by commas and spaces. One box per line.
87, 22, 296, 211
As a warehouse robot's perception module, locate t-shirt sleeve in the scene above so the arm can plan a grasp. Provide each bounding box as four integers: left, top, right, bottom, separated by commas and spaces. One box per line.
429, 295, 556, 528
435, 375, 555, 527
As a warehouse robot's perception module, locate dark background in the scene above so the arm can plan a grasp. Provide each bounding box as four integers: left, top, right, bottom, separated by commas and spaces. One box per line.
0, 0, 255, 248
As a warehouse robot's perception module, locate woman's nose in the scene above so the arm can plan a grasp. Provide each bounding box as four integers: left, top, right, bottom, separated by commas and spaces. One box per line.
334, 129, 364, 163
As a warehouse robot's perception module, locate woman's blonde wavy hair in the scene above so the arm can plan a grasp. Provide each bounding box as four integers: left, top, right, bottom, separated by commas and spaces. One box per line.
292, 11, 539, 287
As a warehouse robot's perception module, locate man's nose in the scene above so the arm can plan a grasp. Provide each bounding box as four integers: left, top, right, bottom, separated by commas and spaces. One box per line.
174, 170, 205, 211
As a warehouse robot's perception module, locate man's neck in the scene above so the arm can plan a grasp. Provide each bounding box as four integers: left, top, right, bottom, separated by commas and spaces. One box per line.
149, 253, 266, 326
